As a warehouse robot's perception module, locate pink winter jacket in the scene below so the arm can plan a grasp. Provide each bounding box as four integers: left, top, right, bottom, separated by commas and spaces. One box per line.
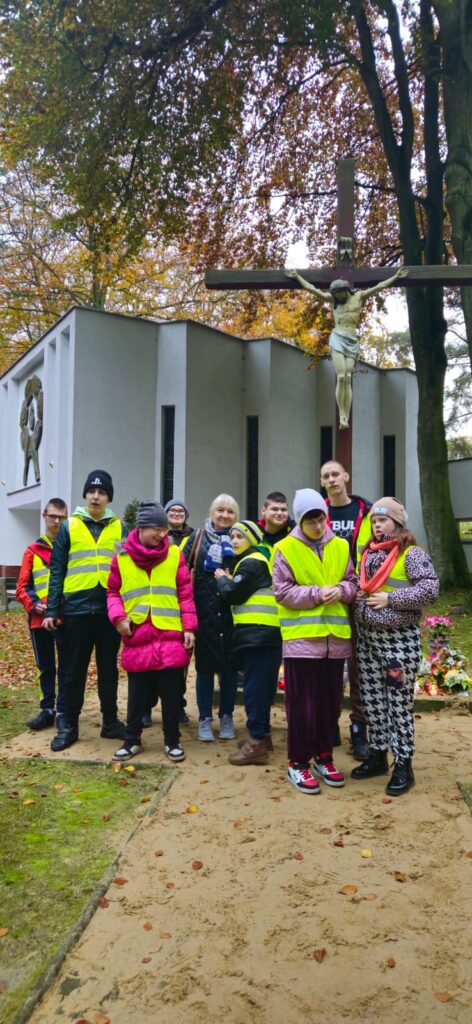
107, 529, 198, 673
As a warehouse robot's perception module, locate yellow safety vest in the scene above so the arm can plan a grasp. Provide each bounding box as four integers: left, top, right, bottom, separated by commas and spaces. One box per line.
64, 516, 122, 592
276, 534, 351, 640
32, 535, 52, 601
355, 515, 373, 571
378, 546, 413, 591
117, 544, 183, 631
231, 551, 279, 628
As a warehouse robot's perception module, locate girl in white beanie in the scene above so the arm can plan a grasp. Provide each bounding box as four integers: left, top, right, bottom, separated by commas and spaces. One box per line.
272, 489, 358, 795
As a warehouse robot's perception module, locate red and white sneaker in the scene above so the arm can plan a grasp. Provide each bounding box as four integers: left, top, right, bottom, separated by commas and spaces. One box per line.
287, 762, 321, 795
313, 754, 345, 788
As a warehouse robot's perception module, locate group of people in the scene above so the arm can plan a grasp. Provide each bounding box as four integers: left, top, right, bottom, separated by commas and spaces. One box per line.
16, 462, 439, 797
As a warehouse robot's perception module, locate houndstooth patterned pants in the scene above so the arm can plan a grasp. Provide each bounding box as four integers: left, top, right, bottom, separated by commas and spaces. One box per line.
356, 624, 421, 760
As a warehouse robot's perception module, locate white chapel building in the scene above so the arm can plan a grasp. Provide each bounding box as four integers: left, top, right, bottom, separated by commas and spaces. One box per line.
0, 304, 460, 574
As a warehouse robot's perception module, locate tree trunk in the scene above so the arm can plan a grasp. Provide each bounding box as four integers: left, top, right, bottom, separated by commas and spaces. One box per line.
435, 0, 472, 363
406, 286, 470, 586
354, 1, 470, 586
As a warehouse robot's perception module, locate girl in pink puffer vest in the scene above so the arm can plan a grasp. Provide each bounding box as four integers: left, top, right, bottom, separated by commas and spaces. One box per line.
107, 501, 197, 763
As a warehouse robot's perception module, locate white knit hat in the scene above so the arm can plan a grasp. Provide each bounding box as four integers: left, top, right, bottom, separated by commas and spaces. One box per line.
293, 488, 328, 525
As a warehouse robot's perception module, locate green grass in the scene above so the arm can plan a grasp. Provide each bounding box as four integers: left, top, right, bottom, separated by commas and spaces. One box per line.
0, 686, 38, 745
0, 758, 169, 1023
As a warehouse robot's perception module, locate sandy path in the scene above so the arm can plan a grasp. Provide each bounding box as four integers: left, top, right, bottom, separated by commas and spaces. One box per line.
6, 685, 472, 1024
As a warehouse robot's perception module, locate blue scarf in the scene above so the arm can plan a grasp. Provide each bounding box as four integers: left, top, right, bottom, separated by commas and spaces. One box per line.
203, 518, 234, 572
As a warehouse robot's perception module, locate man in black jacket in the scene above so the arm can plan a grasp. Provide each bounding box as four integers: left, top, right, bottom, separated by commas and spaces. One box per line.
44, 470, 127, 752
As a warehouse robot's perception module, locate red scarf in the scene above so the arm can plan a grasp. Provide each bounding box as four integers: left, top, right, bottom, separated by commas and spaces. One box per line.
360, 538, 399, 593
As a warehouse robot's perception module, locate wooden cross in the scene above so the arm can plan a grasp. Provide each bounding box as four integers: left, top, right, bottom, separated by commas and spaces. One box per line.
205, 159, 472, 477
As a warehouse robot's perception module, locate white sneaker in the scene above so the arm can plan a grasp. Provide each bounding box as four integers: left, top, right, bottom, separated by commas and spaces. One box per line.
313, 757, 345, 788
164, 744, 185, 762
219, 714, 236, 740
287, 763, 321, 795
198, 718, 215, 741
112, 743, 142, 762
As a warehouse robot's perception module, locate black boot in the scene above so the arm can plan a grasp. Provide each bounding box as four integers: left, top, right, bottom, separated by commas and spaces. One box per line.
351, 749, 389, 779
386, 758, 415, 797
50, 720, 79, 752
349, 722, 369, 761
101, 719, 126, 740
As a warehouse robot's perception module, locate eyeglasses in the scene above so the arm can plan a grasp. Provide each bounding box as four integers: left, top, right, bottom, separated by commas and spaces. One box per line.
45, 514, 67, 521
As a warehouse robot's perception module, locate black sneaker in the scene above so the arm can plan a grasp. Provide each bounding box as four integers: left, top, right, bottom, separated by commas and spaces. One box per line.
100, 720, 127, 740
27, 709, 56, 730
179, 711, 190, 725
50, 723, 79, 752
349, 722, 369, 761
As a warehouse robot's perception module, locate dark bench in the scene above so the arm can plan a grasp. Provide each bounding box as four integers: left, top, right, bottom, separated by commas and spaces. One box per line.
0, 577, 20, 612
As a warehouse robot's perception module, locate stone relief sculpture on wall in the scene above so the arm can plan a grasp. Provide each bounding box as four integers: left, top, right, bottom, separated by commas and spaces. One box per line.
19, 374, 43, 486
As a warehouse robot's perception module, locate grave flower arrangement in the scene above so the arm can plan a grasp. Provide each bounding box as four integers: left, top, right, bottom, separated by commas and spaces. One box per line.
417, 615, 471, 695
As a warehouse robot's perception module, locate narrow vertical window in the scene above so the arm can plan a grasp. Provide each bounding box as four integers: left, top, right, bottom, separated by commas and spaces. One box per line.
320, 426, 333, 468
383, 435, 396, 495
161, 406, 175, 505
246, 416, 259, 520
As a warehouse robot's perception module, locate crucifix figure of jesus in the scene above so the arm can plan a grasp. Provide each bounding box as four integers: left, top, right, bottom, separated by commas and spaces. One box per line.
205, 157, 472, 467
284, 266, 408, 428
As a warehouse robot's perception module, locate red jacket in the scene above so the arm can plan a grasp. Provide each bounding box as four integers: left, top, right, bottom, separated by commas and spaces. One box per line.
16, 536, 53, 629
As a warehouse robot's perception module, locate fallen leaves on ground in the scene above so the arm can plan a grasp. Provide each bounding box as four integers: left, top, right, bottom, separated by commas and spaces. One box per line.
293, 852, 304, 861
113, 877, 128, 886
386, 958, 396, 968
333, 837, 344, 847
394, 872, 407, 882
0, 928, 9, 937
160, 931, 172, 939
94, 1014, 111, 1024
155, 849, 164, 857
320, 827, 332, 834
142, 957, 152, 964
361, 849, 372, 858
192, 860, 204, 870
339, 885, 358, 896
98, 898, 109, 908
166, 882, 175, 889
313, 949, 326, 962
434, 992, 453, 1002
186, 805, 198, 813
363, 894, 378, 901
143, 922, 153, 931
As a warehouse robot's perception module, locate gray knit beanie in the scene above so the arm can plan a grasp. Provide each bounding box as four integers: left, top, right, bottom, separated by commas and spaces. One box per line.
136, 501, 168, 528
164, 498, 189, 518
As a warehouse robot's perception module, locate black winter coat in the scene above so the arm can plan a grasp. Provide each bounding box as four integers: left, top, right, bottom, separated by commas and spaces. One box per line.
182, 528, 235, 674
217, 547, 282, 653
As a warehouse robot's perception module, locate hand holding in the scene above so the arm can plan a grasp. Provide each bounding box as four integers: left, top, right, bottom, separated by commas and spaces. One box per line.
43, 616, 58, 631
116, 618, 133, 637
214, 568, 227, 580
366, 591, 389, 610
397, 267, 409, 279
184, 631, 195, 650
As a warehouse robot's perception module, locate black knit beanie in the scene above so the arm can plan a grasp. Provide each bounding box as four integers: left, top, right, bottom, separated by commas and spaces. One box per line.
83, 470, 114, 501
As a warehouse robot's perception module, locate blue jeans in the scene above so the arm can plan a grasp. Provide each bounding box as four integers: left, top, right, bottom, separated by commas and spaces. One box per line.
196, 666, 238, 720
241, 646, 281, 738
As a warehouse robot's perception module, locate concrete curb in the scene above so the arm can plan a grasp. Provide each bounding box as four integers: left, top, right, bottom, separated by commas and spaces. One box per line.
10, 765, 179, 1024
